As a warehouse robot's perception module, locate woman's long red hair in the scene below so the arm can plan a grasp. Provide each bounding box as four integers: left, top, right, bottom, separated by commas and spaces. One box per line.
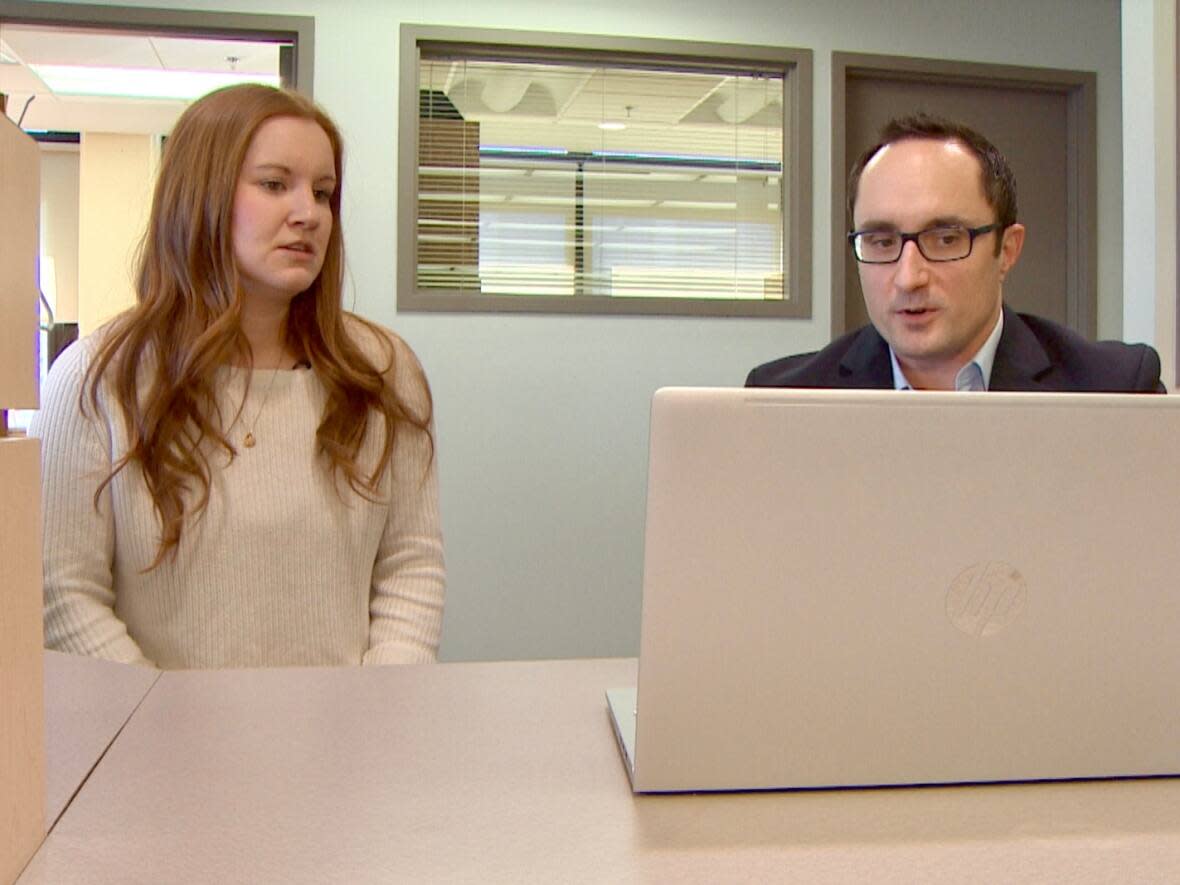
84, 84, 432, 568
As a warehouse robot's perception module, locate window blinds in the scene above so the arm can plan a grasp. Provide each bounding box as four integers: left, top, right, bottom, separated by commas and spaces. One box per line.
417, 51, 787, 302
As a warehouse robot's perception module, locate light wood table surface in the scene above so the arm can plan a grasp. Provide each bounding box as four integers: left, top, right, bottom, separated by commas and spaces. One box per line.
42, 650, 159, 827
19, 657, 1180, 883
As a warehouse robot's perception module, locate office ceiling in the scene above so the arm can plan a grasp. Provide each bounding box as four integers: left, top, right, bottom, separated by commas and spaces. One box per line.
0, 24, 280, 135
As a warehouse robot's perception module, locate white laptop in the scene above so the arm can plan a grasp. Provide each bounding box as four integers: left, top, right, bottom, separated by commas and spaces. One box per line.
608, 386, 1180, 793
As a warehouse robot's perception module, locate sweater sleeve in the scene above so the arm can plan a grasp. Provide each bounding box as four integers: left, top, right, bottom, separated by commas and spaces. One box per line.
30, 342, 155, 667
362, 333, 446, 665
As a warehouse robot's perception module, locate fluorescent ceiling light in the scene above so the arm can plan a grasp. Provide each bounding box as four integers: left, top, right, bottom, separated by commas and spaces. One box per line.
30, 64, 281, 101
597, 121, 626, 131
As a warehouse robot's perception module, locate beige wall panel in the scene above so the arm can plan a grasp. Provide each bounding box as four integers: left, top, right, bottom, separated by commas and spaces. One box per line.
0, 437, 45, 884
78, 133, 156, 335
0, 117, 40, 409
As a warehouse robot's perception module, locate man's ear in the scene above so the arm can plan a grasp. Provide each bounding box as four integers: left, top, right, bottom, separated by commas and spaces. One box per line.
999, 223, 1025, 277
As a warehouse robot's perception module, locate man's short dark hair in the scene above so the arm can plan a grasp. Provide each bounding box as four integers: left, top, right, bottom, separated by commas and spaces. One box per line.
847, 113, 1018, 253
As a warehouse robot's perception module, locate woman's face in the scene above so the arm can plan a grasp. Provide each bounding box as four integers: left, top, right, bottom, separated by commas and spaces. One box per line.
231, 115, 336, 309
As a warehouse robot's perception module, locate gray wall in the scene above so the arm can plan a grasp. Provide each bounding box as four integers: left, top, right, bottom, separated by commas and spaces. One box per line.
44, 0, 1126, 660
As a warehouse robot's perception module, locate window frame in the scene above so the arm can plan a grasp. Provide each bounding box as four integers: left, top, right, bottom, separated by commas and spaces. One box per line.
398, 24, 812, 317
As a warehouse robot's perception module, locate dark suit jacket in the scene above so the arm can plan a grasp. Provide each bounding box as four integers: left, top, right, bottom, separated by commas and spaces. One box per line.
746, 307, 1165, 392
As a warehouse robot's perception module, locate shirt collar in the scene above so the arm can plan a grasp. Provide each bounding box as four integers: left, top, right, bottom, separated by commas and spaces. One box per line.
890, 309, 1004, 391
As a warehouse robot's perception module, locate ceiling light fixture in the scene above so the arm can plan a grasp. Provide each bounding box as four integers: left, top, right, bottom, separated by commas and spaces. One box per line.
29, 64, 281, 101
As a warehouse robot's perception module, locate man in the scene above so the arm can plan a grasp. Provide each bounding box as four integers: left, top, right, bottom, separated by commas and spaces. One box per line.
747, 114, 1164, 392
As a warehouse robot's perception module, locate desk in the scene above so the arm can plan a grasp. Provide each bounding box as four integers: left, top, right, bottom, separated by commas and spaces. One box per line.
19, 657, 1180, 883
42, 651, 159, 826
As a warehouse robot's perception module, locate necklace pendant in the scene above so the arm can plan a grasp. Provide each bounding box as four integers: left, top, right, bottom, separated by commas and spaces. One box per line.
244, 432, 256, 449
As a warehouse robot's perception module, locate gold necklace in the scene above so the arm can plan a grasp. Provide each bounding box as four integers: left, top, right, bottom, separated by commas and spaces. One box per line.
241, 368, 281, 449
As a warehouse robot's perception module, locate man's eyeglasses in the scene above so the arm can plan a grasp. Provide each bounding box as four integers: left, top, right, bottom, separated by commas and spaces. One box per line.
848, 223, 1001, 264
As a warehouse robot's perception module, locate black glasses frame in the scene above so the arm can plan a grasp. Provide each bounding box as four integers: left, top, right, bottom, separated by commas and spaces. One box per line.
847, 223, 1002, 264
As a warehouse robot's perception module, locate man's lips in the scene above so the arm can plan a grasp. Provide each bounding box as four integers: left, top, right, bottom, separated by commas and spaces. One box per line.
893, 306, 941, 327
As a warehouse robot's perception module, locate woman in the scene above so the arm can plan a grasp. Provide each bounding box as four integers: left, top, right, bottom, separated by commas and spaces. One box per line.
32, 84, 444, 668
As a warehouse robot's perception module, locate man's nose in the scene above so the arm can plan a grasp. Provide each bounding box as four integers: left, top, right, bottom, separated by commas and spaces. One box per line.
893, 238, 929, 289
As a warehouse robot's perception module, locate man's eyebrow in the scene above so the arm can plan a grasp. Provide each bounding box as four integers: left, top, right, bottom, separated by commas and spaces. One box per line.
852, 219, 897, 232
925, 215, 971, 228
853, 215, 970, 231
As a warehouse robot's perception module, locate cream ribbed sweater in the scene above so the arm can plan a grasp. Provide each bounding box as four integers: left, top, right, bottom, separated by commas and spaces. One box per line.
32, 325, 445, 669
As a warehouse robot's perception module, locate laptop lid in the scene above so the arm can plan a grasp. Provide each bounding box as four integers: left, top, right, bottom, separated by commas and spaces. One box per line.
611, 387, 1180, 793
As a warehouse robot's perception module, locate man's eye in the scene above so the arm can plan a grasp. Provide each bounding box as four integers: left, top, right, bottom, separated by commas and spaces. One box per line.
933, 229, 966, 246
865, 234, 896, 249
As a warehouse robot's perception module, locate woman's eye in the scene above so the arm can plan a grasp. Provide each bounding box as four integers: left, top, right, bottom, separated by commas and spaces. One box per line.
260, 179, 285, 192
314, 189, 333, 203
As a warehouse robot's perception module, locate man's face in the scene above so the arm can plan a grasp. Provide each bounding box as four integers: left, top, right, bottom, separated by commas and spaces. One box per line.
852, 137, 1024, 388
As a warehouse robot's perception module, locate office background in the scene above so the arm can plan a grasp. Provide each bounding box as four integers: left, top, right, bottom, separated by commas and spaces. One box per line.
12, 0, 1176, 662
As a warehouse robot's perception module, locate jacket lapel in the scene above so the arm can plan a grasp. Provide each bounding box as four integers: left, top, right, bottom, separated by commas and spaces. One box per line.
837, 326, 894, 388
988, 307, 1053, 390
